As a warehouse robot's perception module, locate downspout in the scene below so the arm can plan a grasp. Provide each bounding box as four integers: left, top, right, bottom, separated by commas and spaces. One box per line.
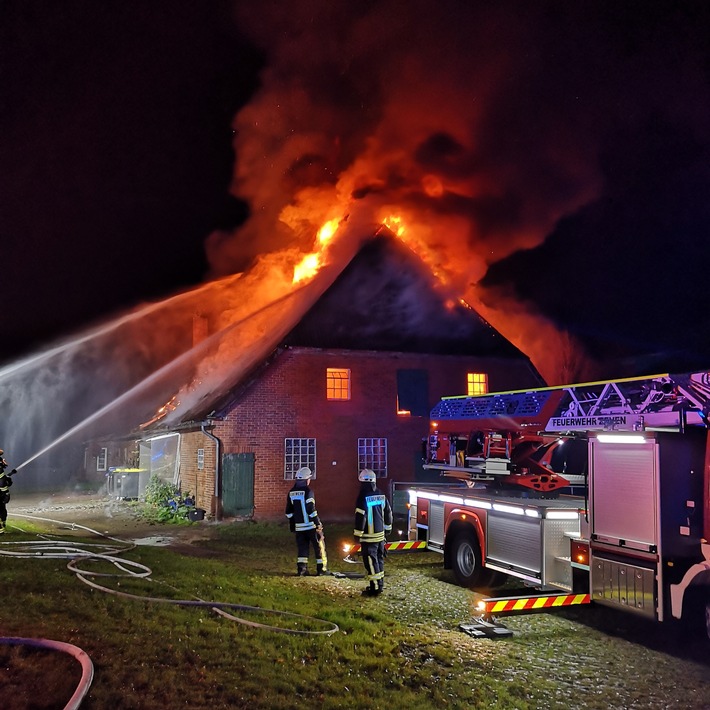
201, 420, 222, 521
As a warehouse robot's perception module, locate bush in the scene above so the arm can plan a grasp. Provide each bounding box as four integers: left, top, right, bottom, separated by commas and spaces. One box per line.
142, 475, 195, 523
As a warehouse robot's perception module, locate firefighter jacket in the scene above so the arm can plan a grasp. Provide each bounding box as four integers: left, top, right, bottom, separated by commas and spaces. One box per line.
0, 469, 12, 503
354, 483, 393, 544
285, 481, 321, 532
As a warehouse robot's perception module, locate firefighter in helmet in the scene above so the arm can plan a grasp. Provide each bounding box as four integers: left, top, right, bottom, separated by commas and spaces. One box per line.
354, 469, 392, 596
285, 466, 327, 576
0, 450, 17, 534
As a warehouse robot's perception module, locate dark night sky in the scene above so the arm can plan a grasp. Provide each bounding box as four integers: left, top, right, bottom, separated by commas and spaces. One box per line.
1, 1, 261, 359
2, 0, 710, 379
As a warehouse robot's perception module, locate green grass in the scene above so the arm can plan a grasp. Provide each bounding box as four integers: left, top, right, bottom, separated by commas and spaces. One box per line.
1, 520, 708, 709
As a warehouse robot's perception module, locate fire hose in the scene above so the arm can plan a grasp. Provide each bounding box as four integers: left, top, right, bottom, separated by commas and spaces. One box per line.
0, 514, 340, 708
0, 637, 93, 710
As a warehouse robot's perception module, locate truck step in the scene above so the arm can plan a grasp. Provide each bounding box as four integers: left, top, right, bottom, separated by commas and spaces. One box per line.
459, 618, 514, 638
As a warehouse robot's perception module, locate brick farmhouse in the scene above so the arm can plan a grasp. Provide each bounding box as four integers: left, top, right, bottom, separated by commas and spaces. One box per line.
86, 236, 542, 521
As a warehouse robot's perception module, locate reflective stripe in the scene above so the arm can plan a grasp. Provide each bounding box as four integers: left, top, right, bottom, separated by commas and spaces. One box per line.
484, 593, 591, 615
349, 540, 427, 553
295, 522, 316, 531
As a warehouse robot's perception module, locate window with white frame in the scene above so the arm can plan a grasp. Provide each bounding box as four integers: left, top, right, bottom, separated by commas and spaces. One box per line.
284, 438, 316, 480
467, 372, 488, 396
326, 368, 351, 400
96, 447, 108, 472
197, 448, 205, 470
358, 438, 388, 478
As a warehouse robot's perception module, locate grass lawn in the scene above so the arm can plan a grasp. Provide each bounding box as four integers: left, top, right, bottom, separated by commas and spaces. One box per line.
1, 516, 709, 709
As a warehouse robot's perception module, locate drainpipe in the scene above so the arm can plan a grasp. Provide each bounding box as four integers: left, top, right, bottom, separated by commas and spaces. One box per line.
201, 420, 222, 520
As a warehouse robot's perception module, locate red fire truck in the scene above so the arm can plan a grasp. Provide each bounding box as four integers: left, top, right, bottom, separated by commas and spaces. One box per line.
409, 371, 710, 635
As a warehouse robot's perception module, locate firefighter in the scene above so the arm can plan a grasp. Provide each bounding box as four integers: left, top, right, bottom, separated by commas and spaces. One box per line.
354, 469, 392, 596
0, 450, 17, 534
285, 466, 327, 576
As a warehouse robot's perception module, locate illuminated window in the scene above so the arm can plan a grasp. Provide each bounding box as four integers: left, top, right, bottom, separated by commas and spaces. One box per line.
96, 447, 108, 472
327, 368, 351, 400
467, 372, 488, 396
284, 438, 317, 480
358, 438, 388, 478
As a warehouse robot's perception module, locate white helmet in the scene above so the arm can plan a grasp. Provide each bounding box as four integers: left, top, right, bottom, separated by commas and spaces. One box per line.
295, 466, 312, 480
358, 469, 376, 482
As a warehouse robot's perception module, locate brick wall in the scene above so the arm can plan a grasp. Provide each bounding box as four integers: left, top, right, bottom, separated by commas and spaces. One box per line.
202, 347, 539, 521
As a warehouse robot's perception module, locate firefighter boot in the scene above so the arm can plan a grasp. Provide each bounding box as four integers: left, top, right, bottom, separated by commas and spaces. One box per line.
297, 563, 309, 577
316, 563, 326, 576
361, 584, 377, 597
0, 521, 5, 534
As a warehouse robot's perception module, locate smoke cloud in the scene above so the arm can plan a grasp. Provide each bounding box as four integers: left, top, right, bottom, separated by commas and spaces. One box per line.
203, 1, 710, 382
201, 0, 614, 382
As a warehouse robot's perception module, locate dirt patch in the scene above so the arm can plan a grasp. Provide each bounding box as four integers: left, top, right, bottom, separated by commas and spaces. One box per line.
8, 492, 216, 550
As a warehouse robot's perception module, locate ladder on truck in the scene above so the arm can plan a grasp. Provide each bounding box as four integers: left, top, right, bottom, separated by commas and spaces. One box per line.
433, 372, 709, 430
425, 371, 710, 489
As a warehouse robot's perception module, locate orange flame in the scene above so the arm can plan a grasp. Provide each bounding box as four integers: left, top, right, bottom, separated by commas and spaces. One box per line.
318, 218, 340, 245
292, 217, 343, 284
382, 214, 406, 237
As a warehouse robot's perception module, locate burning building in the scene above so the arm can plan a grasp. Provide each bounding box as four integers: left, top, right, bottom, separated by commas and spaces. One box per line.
89, 233, 542, 520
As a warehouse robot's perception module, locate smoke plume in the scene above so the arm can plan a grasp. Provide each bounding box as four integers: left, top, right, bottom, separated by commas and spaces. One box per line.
205, 0, 611, 383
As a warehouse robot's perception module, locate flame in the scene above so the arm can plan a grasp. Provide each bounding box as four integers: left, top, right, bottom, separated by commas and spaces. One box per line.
382, 214, 406, 237
292, 217, 343, 284
293, 253, 322, 283
318, 218, 340, 245
293, 212, 411, 286
140, 396, 178, 429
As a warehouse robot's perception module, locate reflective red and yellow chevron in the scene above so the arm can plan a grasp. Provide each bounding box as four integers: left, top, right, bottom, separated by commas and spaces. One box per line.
346, 540, 427, 554
480, 593, 590, 616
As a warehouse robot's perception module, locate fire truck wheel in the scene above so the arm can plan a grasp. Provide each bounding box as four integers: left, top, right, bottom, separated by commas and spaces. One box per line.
451, 528, 485, 588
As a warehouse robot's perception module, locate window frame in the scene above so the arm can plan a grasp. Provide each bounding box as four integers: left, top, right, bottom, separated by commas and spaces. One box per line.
96, 447, 108, 472
284, 437, 317, 480
326, 367, 351, 401
357, 437, 388, 478
467, 372, 489, 397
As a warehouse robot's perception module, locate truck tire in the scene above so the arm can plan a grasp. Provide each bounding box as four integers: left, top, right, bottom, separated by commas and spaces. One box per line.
451, 528, 486, 588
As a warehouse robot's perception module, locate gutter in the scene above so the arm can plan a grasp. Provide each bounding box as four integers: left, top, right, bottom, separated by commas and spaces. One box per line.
201, 420, 222, 520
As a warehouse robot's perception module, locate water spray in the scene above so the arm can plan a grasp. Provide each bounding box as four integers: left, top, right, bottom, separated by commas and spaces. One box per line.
13, 283, 313, 471
0, 271, 246, 384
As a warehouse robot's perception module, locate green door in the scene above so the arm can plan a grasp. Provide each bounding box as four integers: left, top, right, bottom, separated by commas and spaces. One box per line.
222, 453, 255, 517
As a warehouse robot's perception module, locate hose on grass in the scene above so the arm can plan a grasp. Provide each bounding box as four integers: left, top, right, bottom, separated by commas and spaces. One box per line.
0, 513, 340, 707
0, 636, 94, 710
2, 513, 340, 635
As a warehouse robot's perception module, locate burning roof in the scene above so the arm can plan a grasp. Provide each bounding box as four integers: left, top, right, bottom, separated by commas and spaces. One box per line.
144, 232, 537, 428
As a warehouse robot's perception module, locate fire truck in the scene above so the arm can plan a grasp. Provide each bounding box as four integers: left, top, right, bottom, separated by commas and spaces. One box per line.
409, 371, 710, 635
